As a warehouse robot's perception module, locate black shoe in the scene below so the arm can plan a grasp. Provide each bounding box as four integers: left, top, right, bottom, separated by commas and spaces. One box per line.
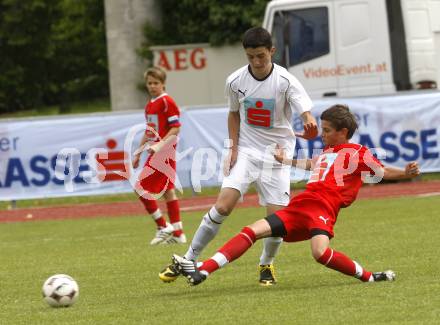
372, 270, 396, 282
172, 254, 207, 286
259, 264, 277, 286
159, 262, 180, 283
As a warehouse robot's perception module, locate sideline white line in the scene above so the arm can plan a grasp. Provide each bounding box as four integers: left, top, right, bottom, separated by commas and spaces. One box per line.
180, 204, 213, 212
416, 192, 440, 198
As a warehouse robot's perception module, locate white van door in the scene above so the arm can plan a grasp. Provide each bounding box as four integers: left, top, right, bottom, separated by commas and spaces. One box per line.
265, 1, 338, 98
333, 0, 395, 96
400, 0, 440, 89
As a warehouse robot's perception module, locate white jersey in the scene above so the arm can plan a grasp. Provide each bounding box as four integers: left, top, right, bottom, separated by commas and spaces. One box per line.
226, 63, 313, 157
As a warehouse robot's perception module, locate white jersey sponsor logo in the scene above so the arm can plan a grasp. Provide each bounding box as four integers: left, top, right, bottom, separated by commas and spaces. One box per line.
226, 64, 313, 157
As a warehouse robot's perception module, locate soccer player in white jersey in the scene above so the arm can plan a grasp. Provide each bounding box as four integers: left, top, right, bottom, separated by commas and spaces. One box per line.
159, 27, 318, 285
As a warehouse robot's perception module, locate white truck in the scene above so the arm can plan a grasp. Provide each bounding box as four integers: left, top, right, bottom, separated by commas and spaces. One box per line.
152, 0, 440, 105
264, 0, 440, 98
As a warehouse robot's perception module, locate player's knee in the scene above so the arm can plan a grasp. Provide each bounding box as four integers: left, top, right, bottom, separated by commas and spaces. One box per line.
163, 189, 177, 201
311, 246, 327, 261
202, 207, 227, 226
215, 203, 233, 216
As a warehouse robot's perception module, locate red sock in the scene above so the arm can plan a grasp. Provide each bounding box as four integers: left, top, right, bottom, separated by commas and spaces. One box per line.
200, 227, 256, 275
139, 196, 167, 228
199, 259, 220, 274
166, 200, 183, 236
317, 248, 372, 282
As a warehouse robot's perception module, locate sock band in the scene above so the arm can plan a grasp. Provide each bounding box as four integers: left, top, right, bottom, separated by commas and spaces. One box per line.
212, 252, 229, 268
241, 227, 256, 245
217, 227, 256, 263
321, 248, 334, 266
209, 206, 227, 224
151, 209, 162, 220
208, 212, 222, 224
172, 221, 183, 230
353, 261, 363, 278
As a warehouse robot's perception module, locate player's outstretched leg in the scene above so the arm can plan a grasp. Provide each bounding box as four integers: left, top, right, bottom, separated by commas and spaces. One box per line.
315, 245, 396, 283
312, 234, 396, 283
173, 226, 258, 286
172, 254, 207, 286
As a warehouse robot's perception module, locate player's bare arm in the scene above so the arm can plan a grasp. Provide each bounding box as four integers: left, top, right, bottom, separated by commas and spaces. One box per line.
224, 111, 240, 176
296, 111, 318, 140
148, 126, 180, 154
273, 145, 312, 169
382, 162, 420, 180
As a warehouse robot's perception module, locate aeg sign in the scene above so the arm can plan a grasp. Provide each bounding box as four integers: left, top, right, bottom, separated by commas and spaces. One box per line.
156, 48, 206, 71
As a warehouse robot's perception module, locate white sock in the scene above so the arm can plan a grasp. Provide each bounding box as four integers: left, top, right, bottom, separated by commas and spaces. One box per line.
171, 222, 183, 231
259, 237, 283, 265
354, 261, 374, 281
197, 252, 228, 277
212, 252, 229, 269
151, 209, 162, 220
184, 206, 227, 261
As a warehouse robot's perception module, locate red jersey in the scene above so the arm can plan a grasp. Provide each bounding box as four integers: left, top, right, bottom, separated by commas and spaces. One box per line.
305, 143, 383, 213
144, 93, 181, 142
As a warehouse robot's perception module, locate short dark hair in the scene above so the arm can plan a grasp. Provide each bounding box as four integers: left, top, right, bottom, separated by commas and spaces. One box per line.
144, 66, 167, 83
320, 104, 358, 139
242, 27, 273, 49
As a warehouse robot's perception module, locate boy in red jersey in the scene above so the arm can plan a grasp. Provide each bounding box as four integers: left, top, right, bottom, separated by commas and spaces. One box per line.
172, 104, 420, 285
133, 67, 186, 245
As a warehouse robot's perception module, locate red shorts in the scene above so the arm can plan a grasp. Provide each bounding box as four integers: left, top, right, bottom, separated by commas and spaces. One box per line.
137, 154, 176, 194
274, 192, 337, 242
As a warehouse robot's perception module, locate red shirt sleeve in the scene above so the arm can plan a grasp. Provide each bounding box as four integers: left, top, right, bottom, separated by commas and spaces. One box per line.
359, 147, 384, 180
163, 96, 181, 128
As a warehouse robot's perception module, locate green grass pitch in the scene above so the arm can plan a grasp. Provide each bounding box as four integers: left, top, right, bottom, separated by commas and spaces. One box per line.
1, 196, 439, 324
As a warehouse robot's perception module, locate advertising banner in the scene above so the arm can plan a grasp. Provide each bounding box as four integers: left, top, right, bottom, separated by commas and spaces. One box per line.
1, 92, 439, 201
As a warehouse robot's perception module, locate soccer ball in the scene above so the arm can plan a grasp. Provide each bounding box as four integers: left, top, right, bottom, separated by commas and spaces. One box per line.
42, 274, 79, 307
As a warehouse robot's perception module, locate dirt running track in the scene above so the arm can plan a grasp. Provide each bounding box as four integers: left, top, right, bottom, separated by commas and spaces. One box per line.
1, 181, 440, 223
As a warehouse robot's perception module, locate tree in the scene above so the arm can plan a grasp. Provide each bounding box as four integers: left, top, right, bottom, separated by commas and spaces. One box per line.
138, 0, 269, 60
0, 0, 57, 112
48, 0, 108, 112
0, 0, 108, 114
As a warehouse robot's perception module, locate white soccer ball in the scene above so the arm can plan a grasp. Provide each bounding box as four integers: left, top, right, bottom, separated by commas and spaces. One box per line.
42, 274, 79, 307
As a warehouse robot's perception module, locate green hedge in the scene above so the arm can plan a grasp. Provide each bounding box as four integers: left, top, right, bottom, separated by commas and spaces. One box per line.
0, 0, 108, 114
1, 0, 269, 113
138, 0, 270, 60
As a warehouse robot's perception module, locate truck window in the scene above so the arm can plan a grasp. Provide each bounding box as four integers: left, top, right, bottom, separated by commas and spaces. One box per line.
272, 7, 329, 67
272, 11, 287, 67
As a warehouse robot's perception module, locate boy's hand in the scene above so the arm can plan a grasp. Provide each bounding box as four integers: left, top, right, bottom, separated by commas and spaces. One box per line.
223, 148, 238, 176
148, 142, 162, 154
273, 144, 286, 164
273, 144, 294, 166
295, 123, 318, 140
405, 162, 420, 178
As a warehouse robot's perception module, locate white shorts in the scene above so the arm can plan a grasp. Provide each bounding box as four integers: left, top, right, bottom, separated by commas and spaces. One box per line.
222, 150, 291, 206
